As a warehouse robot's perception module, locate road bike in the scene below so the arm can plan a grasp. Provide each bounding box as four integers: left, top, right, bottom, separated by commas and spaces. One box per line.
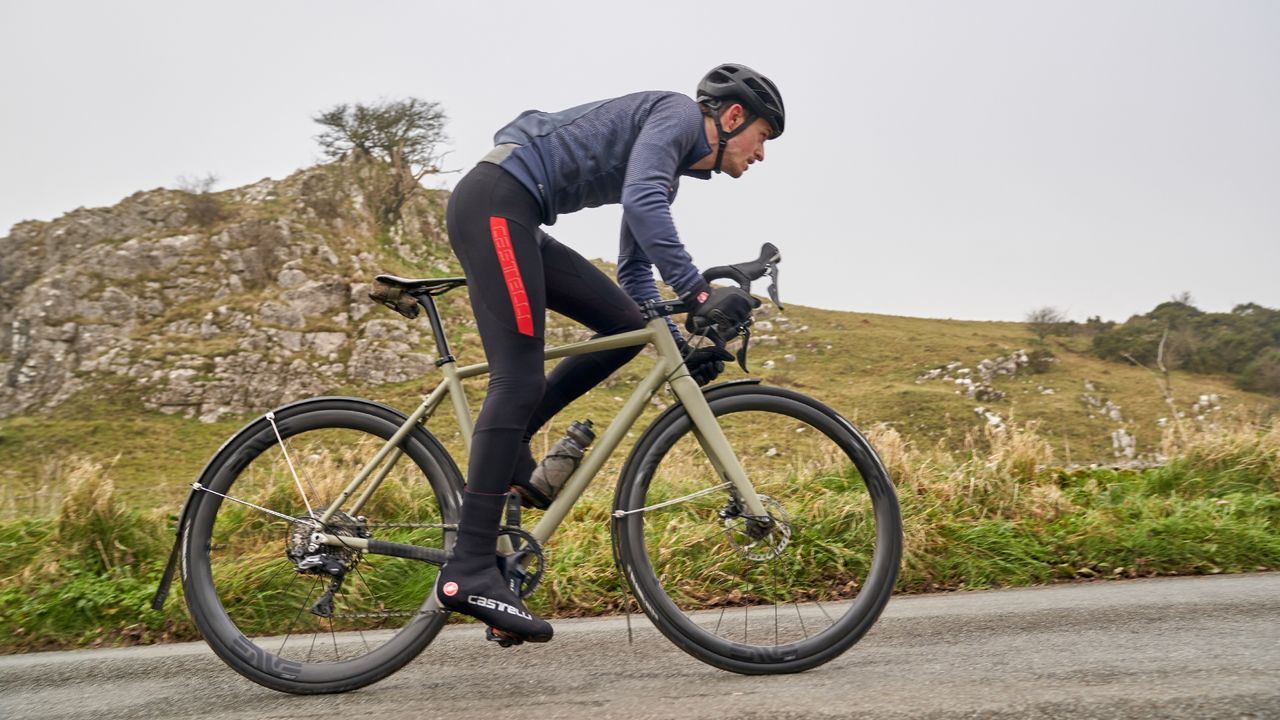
152, 244, 903, 694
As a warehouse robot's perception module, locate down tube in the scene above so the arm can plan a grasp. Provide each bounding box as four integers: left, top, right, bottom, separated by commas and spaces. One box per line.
662, 364, 770, 519
528, 356, 673, 544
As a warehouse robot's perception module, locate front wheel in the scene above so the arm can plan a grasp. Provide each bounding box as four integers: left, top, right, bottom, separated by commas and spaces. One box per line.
613, 385, 902, 674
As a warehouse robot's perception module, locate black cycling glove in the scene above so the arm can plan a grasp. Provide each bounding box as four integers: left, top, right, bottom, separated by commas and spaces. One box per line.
684, 283, 761, 337
676, 337, 734, 386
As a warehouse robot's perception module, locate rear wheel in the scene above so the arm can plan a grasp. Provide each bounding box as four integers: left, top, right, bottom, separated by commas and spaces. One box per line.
181, 398, 463, 694
614, 385, 901, 674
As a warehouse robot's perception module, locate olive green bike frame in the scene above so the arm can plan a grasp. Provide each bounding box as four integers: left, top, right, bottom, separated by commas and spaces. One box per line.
308, 316, 768, 566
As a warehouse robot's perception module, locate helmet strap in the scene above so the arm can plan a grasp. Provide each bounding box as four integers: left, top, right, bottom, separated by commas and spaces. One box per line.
707, 103, 753, 174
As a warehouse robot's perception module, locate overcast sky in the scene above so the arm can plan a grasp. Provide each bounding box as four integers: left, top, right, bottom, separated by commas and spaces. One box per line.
2, 1, 1276, 322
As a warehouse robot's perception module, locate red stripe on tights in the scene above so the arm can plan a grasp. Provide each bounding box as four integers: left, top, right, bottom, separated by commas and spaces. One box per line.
489, 216, 534, 336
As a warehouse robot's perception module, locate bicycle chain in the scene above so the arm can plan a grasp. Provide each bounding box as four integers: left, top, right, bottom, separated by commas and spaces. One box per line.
364, 522, 454, 530
332, 610, 434, 619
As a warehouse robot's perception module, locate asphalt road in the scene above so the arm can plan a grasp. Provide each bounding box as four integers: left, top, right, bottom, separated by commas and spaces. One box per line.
2, 573, 1277, 720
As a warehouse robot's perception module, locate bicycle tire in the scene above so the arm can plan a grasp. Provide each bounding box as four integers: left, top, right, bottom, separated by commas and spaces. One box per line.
181, 397, 463, 694
613, 384, 901, 674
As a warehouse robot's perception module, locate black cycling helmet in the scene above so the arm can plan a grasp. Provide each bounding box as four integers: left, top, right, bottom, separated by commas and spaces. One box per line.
696, 63, 784, 173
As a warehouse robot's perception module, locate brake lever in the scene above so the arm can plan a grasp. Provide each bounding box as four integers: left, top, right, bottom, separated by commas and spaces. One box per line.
735, 324, 751, 373
766, 266, 783, 310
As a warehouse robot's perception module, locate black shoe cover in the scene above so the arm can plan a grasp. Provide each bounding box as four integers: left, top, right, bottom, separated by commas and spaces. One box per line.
436, 562, 553, 643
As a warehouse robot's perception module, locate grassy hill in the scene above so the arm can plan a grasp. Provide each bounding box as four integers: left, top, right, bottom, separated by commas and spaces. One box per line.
2, 295, 1274, 517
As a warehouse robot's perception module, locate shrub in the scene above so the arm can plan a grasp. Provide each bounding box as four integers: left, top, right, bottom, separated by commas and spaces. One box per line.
1239, 348, 1280, 396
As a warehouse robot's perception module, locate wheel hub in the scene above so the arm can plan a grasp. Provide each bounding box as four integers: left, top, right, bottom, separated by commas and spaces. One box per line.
722, 494, 792, 561
286, 509, 366, 574
284, 509, 370, 618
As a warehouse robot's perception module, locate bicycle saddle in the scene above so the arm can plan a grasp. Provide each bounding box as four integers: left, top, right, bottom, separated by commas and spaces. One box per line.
375, 274, 468, 297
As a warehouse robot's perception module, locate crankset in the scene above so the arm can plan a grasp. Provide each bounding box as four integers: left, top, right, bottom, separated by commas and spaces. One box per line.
497, 525, 545, 599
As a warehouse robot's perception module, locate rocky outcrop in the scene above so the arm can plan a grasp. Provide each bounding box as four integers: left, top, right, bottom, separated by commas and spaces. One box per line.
915, 350, 1034, 402
0, 159, 454, 422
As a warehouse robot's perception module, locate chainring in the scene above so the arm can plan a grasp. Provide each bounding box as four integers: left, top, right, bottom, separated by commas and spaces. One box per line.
497, 525, 545, 599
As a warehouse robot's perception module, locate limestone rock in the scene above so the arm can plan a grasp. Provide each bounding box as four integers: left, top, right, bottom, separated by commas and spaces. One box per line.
0, 159, 454, 421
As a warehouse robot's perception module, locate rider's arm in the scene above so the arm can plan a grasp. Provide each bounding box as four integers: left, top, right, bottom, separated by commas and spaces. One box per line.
618, 228, 683, 343
619, 96, 708, 301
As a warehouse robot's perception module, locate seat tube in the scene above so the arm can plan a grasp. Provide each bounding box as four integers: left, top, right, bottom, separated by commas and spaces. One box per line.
652, 327, 769, 518
439, 361, 474, 453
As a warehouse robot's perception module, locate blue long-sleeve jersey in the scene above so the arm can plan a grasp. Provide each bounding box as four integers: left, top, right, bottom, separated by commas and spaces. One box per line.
492, 91, 712, 311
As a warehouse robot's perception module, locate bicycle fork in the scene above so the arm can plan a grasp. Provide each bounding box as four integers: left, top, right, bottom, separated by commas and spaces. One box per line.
652, 328, 772, 522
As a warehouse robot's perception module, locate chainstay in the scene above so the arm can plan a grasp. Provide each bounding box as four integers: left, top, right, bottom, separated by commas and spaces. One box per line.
332, 610, 439, 619
366, 523, 455, 530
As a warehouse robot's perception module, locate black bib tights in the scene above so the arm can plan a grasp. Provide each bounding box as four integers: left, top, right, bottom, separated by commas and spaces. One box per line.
446, 162, 646, 496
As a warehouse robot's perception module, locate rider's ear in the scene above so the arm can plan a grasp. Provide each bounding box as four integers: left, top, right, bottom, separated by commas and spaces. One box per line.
719, 103, 744, 132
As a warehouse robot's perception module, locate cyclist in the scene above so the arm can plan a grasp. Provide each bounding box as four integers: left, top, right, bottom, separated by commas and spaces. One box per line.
437, 63, 785, 644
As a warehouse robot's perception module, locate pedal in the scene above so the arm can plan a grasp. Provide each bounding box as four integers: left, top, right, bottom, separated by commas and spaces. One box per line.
485, 626, 525, 648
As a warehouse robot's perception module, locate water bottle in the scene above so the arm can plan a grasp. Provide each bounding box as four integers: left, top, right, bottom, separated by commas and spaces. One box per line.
528, 420, 595, 503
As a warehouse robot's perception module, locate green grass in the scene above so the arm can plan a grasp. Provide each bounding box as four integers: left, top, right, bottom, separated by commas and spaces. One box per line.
0, 418, 1274, 653
0, 385, 244, 512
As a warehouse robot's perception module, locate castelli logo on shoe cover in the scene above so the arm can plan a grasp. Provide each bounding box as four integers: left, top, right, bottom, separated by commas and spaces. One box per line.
468, 595, 533, 620
442, 581, 459, 597
696, 291, 709, 304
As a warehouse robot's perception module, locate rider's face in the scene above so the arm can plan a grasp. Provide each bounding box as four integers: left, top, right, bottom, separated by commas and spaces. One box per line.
719, 113, 772, 179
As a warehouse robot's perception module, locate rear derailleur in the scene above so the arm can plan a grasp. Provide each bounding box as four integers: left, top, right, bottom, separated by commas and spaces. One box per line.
286, 510, 370, 618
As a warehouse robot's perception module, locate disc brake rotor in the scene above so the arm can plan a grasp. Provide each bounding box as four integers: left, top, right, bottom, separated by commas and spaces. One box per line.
723, 494, 792, 561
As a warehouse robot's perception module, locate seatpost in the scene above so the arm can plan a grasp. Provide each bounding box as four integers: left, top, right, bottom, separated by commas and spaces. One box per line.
418, 294, 456, 366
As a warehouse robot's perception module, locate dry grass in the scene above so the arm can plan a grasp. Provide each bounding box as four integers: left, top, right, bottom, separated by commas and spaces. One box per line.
1, 416, 1276, 652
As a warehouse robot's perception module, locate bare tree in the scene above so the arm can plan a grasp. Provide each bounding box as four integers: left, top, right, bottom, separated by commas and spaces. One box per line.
174, 173, 223, 226
1025, 306, 1067, 342
314, 98, 450, 225
315, 98, 448, 177
175, 172, 219, 194
1123, 328, 1187, 447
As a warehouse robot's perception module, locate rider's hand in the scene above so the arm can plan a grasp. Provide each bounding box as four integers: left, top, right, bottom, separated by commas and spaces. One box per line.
684, 283, 761, 337
677, 338, 734, 386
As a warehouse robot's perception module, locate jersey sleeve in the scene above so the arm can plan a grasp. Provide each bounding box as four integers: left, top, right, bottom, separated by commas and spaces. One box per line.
619, 96, 707, 299
618, 224, 684, 343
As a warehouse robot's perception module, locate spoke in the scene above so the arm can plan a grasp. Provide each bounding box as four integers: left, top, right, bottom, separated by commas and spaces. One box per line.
307, 627, 319, 663
351, 563, 380, 610
281, 577, 319, 655
771, 560, 779, 646
815, 599, 835, 628
793, 601, 809, 639
714, 607, 726, 636
265, 411, 316, 518
328, 616, 341, 661
744, 604, 749, 644
195, 482, 311, 527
